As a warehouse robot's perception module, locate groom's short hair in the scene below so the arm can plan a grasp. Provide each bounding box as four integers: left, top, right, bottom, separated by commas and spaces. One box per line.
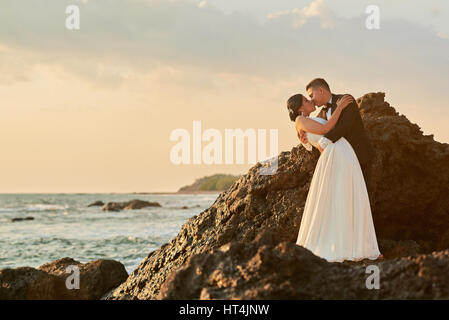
306, 78, 331, 92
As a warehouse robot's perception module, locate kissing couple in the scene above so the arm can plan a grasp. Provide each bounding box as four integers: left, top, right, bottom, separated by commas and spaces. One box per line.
287, 78, 383, 262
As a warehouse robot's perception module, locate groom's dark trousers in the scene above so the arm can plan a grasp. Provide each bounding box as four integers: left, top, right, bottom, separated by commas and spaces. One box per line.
318, 93, 376, 203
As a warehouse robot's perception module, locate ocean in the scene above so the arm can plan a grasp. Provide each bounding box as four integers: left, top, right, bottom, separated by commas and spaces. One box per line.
0, 193, 219, 274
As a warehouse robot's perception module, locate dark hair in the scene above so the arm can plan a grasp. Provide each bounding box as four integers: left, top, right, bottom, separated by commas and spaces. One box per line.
306, 78, 331, 92
286, 94, 304, 122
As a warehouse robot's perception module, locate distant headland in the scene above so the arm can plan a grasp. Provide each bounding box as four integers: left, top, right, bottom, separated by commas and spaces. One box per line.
177, 174, 241, 194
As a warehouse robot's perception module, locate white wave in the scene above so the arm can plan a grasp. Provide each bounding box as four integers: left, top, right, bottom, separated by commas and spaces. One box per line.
24, 204, 68, 212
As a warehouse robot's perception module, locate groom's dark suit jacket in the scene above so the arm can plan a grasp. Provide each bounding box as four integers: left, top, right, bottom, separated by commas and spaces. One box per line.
317, 93, 375, 166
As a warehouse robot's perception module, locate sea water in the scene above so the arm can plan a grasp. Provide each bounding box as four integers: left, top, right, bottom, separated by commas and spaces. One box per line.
0, 193, 219, 274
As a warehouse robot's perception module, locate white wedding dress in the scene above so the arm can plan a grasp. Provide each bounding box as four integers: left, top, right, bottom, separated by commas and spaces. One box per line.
296, 117, 381, 262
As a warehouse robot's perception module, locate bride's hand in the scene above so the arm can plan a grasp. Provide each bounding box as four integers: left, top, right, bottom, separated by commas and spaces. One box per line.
297, 129, 308, 144
336, 94, 355, 110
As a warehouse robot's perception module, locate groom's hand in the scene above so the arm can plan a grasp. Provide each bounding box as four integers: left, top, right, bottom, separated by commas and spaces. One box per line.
298, 129, 308, 144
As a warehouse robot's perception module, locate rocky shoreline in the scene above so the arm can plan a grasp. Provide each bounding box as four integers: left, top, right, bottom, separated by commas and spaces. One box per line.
3, 92, 449, 299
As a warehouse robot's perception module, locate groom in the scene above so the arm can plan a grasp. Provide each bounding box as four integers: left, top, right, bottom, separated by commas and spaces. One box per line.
298, 78, 376, 198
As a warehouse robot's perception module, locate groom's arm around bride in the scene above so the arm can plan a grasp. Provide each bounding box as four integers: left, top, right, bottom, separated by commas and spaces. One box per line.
322, 95, 359, 145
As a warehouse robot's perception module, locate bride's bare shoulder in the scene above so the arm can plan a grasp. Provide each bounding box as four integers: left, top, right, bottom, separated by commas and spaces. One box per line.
294, 115, 308, 124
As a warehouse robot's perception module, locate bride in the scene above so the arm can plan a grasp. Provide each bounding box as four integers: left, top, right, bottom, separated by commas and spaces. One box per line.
287, 94, 381, 262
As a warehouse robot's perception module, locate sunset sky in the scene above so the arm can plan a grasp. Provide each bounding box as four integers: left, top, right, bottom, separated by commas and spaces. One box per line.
1, 0, 448, 193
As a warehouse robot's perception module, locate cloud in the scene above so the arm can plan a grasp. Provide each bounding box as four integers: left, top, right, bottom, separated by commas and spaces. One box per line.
1, 0, 449, 193
0, 0, 447, 99
267, 0, 335, 29
431, 5, 441, 17
437, 31, 448, 39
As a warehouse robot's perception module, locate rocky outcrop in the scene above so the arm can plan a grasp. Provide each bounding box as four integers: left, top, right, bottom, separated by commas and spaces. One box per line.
157, 229, 371, 300
0, 258, 128, 300
157, 230, 449, 299
358, 94, 449, 252
0, 267, 58, 299
88, 201, 104, 207
107, 92, 449, 300
102, 199, 161, 211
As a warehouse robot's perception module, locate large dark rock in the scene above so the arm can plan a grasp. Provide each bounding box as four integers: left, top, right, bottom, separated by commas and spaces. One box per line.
107, 93, 449, 300
157, 230, 449, 299
0, 267, 58, 299
377, 239, 421, 259
102, 199, 161, 211
0, 258, 128, 300
157, 230, 370, 299
359, 93, 449, 252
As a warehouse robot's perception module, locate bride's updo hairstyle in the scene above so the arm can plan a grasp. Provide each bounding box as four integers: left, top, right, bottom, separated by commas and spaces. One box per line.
287, 94, 303, 122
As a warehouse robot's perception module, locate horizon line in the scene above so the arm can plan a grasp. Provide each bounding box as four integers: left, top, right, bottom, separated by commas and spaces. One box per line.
0, 191, 222, 194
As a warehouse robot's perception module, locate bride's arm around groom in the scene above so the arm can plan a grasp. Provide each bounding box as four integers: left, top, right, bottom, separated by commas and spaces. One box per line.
294, 95, 354, 135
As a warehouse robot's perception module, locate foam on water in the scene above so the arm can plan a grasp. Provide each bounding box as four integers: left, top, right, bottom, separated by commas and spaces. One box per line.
0, 193, 219, 273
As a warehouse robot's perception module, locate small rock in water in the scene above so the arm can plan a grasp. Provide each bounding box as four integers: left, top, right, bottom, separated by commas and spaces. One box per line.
102, 199, 162, 212
10, 217, 34, 222
88, 201, 105, 207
